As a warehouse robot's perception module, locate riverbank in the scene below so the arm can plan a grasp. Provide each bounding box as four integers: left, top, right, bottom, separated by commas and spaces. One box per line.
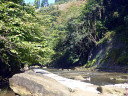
9, 69, 128, 96
46, 67, 128, 85
73, 66, 128, 73
1, 67, 128, 96
33, 68, 128, 96
33, 69, 99, 93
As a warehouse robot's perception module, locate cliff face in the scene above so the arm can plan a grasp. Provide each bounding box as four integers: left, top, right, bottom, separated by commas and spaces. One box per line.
86, 30, 128, 72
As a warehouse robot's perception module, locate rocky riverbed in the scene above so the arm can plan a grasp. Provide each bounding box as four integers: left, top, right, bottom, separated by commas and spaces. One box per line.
9, 69, 128, 96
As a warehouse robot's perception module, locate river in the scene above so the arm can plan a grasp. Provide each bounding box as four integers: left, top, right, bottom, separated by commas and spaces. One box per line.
45, 68, 128, 86
0, 68, 128, 96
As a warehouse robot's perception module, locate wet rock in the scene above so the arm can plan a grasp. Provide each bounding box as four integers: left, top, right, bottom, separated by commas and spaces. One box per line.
9, 71, 71, 96
97, 86, 125, 96
72, 88, 98, 96
74, 75, 84, 80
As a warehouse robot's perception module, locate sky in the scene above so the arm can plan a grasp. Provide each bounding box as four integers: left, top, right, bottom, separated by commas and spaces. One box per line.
24, 0, 55, 5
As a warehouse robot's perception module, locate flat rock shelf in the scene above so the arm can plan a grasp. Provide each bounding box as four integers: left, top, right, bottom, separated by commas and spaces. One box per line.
33, 69, 99, 93
9, 69, 128, 96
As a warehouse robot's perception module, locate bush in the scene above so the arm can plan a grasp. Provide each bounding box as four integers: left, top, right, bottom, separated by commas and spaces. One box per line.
0, 2, 55, 75
84, 59, 96, 68
117, 53, 128, 66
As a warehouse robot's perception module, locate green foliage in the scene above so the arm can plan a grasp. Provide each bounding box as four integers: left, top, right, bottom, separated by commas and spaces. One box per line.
33, 0, 128, 69
55, 0, 70, 4
104, 47, 128, 66
0, 2, 55, 75
124, 16, 128, 25
99, 59, 103, 65
97, 31, 115, 45
1, 0, 128, 74
50, 3, 87, 67
39, 6, 57, 15
34, 0, 40, 9
117, 53, 128, 66
84, 59, 96, 68
41, 0, 48, 7
110, 49, 122, 62
0, 0, 24, 4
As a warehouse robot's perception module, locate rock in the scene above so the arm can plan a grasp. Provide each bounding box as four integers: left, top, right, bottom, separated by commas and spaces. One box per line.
9, 71, 71, 96
74, 75, 84, 80
72, 89, 98, 96
97, 86, 125, 96
9, 70, 100, 96
43, 67, 47, 69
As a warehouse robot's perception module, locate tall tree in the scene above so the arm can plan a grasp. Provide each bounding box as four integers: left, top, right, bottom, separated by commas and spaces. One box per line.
34, 0, 40, 9
41, 0, 48, 7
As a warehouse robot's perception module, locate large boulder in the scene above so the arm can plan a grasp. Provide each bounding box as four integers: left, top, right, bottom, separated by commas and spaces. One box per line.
9, 71, 71, 96
9, 70, 100, 96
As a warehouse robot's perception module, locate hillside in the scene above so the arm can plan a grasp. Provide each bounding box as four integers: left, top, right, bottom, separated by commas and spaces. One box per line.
0, 0, 128, 78
55, 0, 86, 11
39, 0, 128, 72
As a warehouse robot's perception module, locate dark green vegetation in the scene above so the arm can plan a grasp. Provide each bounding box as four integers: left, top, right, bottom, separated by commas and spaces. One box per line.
0, 0, 54, 77
55, 0, 70, 4
0, 0, 128, 78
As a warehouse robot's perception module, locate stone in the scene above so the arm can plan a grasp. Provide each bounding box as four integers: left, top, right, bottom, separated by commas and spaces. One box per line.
97, 86, 125, 96
9, 71, 71, 96
9, 70, 100, 96
74, 75, 84, 80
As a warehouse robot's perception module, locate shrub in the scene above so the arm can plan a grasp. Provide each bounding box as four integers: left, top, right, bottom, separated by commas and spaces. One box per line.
117, 53, 128, 66
84, 59, 96, 68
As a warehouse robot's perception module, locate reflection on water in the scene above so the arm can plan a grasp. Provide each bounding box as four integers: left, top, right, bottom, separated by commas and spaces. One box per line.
45, 68, 128, 86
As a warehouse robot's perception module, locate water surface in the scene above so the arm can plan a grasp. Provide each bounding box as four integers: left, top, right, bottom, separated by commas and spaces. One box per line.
0, 68, 128, 96
45, 68, 128, 86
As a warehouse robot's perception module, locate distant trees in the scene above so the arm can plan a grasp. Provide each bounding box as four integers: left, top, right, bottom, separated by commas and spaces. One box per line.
48, 0, 128, 68
34, 0, 49, 8
103, 0, 128, 29
55, 0, 69, 2
0, 0, 128, 75
0, 0, 24, 4
34, 0, 40, 9
55, 0, 70, 4
41, 0, 48, 7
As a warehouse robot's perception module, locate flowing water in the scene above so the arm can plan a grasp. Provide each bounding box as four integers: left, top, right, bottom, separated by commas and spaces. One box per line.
45, 68, 128, 86
0, 68, 128, 96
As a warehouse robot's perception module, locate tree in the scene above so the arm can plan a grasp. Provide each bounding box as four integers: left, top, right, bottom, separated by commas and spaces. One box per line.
0, 0, 24, 4
41, 0, 48, 7
0, 1, 54, 76
103, 0, 128, 29
55, 0, 69, 2
34, 0, 40, 9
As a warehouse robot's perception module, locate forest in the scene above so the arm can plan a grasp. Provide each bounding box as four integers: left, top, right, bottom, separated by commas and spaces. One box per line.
0, 0, 128, 78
